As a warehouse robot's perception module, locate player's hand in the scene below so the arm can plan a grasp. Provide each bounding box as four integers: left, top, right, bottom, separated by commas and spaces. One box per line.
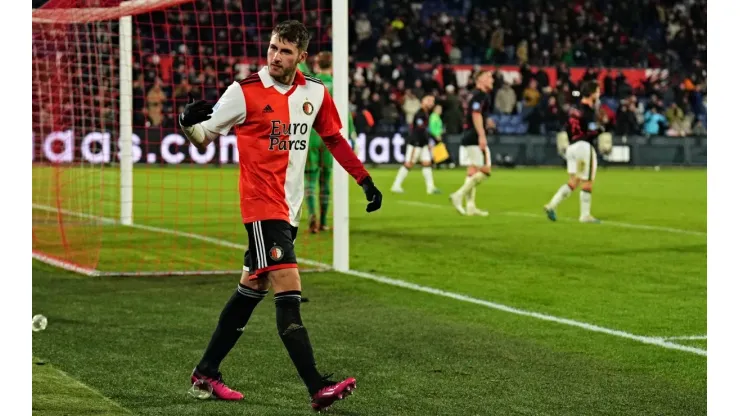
179, 93, 213, 127
360, 176, 382, 213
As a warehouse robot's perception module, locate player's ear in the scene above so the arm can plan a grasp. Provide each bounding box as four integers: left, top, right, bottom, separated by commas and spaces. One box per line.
298, 50, 308, 64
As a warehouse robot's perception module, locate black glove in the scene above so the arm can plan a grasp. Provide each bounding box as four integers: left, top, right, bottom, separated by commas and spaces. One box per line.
360, 176, 382, 213
179, 93, 213, 127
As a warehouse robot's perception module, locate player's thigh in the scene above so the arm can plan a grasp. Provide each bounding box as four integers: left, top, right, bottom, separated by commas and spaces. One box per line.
268, 267, 302, 293
566, 142, 590, 180
244, 220, 298, 281
466, 145, 490, 169
588, 145, 598, 182
420, 146, 432, 165
405, 145, 421, 165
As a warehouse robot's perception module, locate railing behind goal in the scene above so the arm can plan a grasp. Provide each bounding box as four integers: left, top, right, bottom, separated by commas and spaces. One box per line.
32, 0, 345, 276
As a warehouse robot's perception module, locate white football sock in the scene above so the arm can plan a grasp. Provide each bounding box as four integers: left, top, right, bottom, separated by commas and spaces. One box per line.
392, 166, 409, 189
421, 166, 435, 192
547, 184, 572, 209
466, 186, 477, 209
458, 172, 487, 196
457, 176, 474, 196
580, 190, 592, 218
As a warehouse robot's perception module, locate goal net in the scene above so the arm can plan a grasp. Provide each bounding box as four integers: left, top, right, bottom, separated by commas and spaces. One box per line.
32, 0, 341, 276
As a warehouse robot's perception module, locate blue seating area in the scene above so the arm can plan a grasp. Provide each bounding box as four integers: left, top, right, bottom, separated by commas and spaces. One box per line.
487, 93, 707, 135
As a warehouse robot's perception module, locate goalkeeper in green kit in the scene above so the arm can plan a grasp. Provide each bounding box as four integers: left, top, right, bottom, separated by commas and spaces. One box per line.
299, 52, 357, 233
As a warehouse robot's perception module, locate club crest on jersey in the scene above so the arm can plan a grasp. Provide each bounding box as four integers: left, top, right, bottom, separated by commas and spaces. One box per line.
269, 245, 284, 261
302, 101, 314, 115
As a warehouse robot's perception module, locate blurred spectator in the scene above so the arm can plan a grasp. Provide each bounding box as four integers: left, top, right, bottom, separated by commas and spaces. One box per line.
402, 89, 421, 125
665, 102, 686, 135
692, 119, 707, 136
643, 105, 668, 136
523, 79, 541, 108
495, 82, 517, 115
441, 85, 464, 134
33, 0, 707, 138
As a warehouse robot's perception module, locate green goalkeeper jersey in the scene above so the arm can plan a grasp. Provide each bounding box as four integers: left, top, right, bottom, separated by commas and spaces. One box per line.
298, 65, 356, 147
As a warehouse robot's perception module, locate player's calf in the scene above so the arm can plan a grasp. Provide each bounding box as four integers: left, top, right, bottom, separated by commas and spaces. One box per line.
420, 162, 440, 194
544, 177, 579, 221
579, 181, 600, 223
269, 268, 329, 399
391, 163, 413, 193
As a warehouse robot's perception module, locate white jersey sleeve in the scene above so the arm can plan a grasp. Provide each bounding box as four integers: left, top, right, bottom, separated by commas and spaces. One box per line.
201, 81, 247, 138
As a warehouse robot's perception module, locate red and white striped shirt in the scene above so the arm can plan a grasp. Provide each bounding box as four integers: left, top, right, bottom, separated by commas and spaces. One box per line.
199, 66, 369, 225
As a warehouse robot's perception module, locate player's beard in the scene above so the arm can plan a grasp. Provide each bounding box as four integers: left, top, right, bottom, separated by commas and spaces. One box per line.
269, 62, 296, 85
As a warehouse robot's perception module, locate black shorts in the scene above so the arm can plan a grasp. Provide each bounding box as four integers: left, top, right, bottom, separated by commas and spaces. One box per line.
460, 129, 479, 146
243, 220, 298, 279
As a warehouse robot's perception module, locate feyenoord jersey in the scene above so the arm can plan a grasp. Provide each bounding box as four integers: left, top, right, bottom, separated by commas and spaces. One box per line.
200, 66, 368, 226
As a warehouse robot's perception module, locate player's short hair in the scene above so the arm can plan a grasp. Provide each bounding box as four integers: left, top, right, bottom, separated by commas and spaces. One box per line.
272, 20, 311, 51
473, 70, 492, 82
581, 80, 600, 97
316, 51, 332, 70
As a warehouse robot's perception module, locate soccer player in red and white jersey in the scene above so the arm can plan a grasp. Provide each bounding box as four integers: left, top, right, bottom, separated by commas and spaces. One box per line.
178, 21, 382, 412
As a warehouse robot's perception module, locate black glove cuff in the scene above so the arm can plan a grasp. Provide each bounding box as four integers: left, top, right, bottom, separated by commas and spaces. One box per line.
360, 176, 374, 190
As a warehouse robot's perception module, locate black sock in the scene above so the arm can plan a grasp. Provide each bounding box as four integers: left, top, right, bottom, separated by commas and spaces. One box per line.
275, 290, 324, 395
197, 284, 267, 375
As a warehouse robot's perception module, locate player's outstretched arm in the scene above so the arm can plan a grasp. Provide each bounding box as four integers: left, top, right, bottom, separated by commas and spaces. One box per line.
313, 88, 382, 213
179, 82, 247, 152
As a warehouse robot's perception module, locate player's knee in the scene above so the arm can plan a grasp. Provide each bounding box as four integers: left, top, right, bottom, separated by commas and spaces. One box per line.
582, 181, 593, 192
404, 162, 414, 169
480, 167, 491, 176
268, 267, 301, 293
568, 176, 580, 189
421, 162, 432, 168
240, 272, 270, 291
466, 166, 477, 176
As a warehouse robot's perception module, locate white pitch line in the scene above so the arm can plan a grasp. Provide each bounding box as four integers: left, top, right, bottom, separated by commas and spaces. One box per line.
397, 201, 706, 236
31, 204, 706, 357
663, 335, 707, 341
34, 358, 133, 415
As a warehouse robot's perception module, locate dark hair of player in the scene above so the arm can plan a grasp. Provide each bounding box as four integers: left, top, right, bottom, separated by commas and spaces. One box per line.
316, 51, 332, 70
580, 80, 600, 99
272, 20, 312, 51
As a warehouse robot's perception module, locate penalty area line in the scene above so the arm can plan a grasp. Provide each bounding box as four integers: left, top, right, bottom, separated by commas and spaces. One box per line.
31, 204, 706, 357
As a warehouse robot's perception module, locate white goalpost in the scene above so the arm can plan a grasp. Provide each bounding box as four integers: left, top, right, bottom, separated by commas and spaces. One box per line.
331, 0, 350, 272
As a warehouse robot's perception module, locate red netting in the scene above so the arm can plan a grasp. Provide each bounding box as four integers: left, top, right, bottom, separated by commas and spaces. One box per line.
32, 0, 334, 275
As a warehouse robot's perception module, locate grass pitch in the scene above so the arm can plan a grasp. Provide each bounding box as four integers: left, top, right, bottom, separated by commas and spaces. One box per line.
32, 166, 706, 415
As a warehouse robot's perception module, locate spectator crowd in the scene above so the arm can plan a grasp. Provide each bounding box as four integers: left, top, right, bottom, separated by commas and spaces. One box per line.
33, 0, 708, 138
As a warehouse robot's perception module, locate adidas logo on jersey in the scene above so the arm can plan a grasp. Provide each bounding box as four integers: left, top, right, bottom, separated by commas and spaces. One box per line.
263, 105, 274, 113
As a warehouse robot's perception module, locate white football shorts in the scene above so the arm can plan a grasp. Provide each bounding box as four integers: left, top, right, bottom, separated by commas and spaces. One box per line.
565, 140, 597, 181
